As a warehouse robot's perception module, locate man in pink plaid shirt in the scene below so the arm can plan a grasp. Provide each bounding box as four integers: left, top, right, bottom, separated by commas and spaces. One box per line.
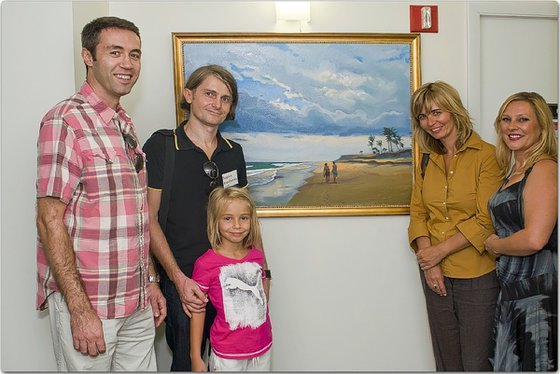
35, 16, 166, 371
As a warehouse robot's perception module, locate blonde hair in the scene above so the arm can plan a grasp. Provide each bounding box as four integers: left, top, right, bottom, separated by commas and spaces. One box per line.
207, 187, 261, 250
494, 91, 558, 179
410, 81, 473, 154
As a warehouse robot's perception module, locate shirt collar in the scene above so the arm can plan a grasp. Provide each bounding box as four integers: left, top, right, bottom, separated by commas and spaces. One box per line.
174, 122, 234, 152
79, 82, 131, 127
457, 131, 483, 154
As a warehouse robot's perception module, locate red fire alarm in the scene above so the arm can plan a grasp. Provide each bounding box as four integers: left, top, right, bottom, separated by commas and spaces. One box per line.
410, 5, 438, 33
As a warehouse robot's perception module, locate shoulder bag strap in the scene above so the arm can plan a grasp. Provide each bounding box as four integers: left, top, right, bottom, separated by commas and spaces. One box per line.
420, 153, 430, 179
158, 129, 176, 234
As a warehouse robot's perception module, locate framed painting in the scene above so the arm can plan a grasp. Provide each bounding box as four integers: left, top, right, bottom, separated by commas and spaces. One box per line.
172, 33, 421, 217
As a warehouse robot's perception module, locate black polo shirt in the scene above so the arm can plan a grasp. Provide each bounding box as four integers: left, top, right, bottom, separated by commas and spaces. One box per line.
143, 124, 247, 276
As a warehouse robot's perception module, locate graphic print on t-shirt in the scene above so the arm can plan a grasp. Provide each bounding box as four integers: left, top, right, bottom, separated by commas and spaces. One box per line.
219, 261, 267, 330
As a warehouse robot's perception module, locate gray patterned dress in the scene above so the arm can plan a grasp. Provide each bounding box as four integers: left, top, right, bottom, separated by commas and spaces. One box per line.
488, 166, 557, 371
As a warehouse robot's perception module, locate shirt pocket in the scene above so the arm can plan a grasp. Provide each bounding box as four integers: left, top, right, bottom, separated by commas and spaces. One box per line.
81, 148, 136, 202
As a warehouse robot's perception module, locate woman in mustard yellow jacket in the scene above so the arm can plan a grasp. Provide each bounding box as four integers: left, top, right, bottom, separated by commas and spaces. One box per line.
408, 81, 502, 371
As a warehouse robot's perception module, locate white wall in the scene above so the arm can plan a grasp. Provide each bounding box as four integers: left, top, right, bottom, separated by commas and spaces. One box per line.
1, 1, 75, 371
1, 0, 556, 371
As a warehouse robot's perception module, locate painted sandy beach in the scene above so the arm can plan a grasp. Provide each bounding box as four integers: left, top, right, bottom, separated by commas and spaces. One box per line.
247, 152, 412, 208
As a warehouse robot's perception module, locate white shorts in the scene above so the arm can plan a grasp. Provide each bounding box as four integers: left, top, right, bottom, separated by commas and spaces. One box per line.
209, 348, 272, 371
47, 292, 157, 371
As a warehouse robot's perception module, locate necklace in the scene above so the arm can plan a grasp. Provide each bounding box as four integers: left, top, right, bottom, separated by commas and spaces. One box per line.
505, 167, 524, 186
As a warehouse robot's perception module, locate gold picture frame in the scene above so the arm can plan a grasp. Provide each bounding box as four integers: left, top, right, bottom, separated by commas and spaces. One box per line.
172, 33, 421, 217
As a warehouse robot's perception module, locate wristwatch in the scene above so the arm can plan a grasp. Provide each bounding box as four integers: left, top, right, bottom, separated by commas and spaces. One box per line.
148, 274, 160, 283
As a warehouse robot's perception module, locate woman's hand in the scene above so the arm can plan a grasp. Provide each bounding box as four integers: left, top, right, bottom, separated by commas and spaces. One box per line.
484, 234, 500, 257
417, 244, 446, 271
424, 265, 447, 296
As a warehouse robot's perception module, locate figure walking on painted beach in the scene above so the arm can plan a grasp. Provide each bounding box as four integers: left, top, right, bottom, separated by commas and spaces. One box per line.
323, 162, 330, 183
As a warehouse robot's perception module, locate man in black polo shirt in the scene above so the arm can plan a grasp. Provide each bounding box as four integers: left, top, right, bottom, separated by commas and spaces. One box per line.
143, 65, 254, 371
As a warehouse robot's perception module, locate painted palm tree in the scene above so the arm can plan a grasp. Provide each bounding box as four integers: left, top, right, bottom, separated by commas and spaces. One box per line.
382, 127, 399, 152
367, 135, 377, 153
395, 134, 403, 150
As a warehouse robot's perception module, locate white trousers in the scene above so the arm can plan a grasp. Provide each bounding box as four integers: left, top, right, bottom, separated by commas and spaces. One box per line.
209, 349, 272, 371
47, 292, 157, 371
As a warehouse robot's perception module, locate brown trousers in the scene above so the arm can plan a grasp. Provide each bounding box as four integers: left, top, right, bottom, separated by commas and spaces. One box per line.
421, 270, 499, 371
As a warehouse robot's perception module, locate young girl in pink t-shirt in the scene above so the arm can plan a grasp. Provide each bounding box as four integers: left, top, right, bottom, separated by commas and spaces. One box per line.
190, 187, 272, 372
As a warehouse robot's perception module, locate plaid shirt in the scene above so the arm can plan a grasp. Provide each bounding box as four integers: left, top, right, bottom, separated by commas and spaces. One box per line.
36, 82, 150, 319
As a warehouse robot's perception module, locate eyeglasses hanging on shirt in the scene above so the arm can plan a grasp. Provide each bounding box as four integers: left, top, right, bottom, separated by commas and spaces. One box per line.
203, 160, 221, 188
122, 132, 144, 173
115, 117, 144, 173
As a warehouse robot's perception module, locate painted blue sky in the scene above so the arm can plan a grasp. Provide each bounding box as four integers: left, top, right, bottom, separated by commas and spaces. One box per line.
183, 41, 412, 138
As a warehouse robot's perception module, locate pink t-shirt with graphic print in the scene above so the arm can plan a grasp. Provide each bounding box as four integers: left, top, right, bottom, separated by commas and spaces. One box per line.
192, 247, 272, 360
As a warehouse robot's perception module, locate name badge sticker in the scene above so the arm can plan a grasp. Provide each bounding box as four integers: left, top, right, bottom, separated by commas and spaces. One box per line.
222, 170, 239, 188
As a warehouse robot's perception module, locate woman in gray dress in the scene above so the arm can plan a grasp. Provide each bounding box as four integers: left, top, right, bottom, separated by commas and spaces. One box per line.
485, 91, 557, 371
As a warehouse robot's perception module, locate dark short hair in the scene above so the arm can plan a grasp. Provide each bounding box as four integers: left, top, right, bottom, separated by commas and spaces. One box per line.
180, 64, 238, 121
81, 16, 140, 61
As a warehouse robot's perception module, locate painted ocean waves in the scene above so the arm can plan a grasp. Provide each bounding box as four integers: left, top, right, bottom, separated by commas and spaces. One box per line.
247, 161, 317, 206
